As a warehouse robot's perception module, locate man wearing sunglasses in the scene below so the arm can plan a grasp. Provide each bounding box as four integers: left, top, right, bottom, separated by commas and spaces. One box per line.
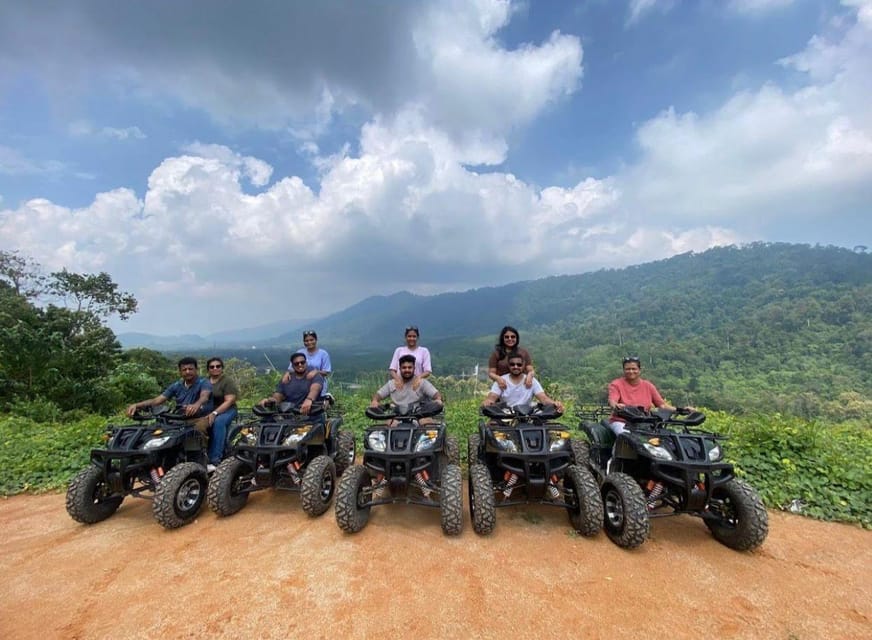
482, 353, 563, 412
607, 356, 688, 434
259, 353, 325, 424
205, 357, 239, 472
280, 330, 332, 401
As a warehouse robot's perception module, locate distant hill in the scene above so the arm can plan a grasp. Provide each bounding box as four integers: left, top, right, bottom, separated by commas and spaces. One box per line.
132, 242, 872, 417
118, 318, 313, 349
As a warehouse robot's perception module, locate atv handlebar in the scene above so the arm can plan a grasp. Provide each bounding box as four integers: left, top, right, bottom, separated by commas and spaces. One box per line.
253, 399, 325, 417
365, 400, 443, 421
481, 402, 563, 422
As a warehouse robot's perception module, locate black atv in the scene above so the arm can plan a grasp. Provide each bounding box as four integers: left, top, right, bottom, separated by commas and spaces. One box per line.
66, 405, 211, 529
577, 405, 768, 551
467, 403, 602, 537
334, 401, 463, 536
206, 400, 354, 518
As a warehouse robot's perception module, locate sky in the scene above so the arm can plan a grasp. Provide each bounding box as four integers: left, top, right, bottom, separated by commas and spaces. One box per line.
1, 0, 870, 336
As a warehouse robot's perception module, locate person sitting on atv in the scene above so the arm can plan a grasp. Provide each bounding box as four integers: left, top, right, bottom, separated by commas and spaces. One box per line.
257, 353, 325, 425
126, 357, 213, 431
606, 356, 692, 434
371, 354, 443, 424
205, 357, 239, 471
482, 352, 564, 412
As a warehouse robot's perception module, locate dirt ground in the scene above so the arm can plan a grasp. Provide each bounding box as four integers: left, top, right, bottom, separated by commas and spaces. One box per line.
0, 490, 869, 640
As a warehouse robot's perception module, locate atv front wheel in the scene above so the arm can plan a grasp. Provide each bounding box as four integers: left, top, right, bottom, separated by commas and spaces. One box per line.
467, 433, 482, 464
301, 455, 336, 517
207, 457, 251, 517
66, 466, 123, 524
705, 478, 769, 551
335, 465, 372, 533
153, 462, 208, 529
468, 463, 496, 535
602, 472, 649, 548
440, 464, 463, 536
571, 439, 591, 466
443, 435, 461, 467
335, 430, 356, 477
565, 464, 603, 537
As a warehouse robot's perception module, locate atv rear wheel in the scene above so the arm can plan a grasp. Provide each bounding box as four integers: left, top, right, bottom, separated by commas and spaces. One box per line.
66, 466, 123, 524
153, 462, 208, 529
468, 463, 496, 535
571, 440, 591, 466
335, 430, 356, 477
565, 464, 603, 537
602, 472, 649, 548
207, 457, 251, 517
335, 465, 372, 533
705, 478, 769, 551
440, 464, 463, 536
443, 435, 461, 467
301, 455, 336, 517
467, 433, 482, 464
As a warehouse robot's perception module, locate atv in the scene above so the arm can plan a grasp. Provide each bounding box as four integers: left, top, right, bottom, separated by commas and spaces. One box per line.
467, 402, 602, 537
207, 400, 354, 518
66, 405, 212, 529
577, 405, 768, 551
334, 401, 463, 536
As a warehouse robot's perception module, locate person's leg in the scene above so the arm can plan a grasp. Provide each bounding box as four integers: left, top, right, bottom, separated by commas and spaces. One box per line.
209, 407, 237, 464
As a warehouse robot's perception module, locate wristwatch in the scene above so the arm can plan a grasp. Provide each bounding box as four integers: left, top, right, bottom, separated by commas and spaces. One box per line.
211, 411, 218, 416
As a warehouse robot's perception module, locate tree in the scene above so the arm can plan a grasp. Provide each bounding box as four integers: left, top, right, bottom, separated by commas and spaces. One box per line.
0, 250, 45, 299
48, 269, 137, 321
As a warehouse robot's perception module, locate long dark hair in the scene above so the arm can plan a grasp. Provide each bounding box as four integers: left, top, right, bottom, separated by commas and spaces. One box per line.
495, 325, 520, 359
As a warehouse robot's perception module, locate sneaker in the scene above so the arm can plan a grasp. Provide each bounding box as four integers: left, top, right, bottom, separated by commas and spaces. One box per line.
206, 463, 217, 473
547, 484, 560, 500
372, 479, 387, 499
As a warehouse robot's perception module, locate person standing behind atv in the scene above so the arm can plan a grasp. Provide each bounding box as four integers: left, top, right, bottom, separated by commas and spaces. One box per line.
372, 354, 442, 425
205, 357, 239, 472
126, 357, 213, 427
388, 326, 431, 390
607, 356, 690, 434
280, 330, 332, 399
483, 353, 563, 412
487, 326, 535, 389
258, 353, 325, 425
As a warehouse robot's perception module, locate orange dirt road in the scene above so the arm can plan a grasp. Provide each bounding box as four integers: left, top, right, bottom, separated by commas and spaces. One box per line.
0, 491, 869, 640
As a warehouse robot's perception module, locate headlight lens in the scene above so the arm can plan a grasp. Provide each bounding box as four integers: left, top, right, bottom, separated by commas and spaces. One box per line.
493, 431, 518, 453
283, 427, 311, 446
707, 444, 723, 461
367, 430, 387, 452
548, 430, 570, 452
143, 436, 170, 450
642, 442, 674, 460
414, 430, 439, 452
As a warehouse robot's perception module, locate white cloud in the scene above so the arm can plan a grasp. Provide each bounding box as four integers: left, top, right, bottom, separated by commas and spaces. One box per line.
619, 0, 872, 233
626, 0, 676, 26
728, 0, 795, 14
68, 120, 145, 140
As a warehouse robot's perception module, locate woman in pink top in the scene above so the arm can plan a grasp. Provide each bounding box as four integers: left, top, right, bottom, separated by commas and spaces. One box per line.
607, 356, 682, 435
388, 325, 432, 390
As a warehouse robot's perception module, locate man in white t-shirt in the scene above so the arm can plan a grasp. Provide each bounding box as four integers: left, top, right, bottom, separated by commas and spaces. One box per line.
483, 353, 564, 412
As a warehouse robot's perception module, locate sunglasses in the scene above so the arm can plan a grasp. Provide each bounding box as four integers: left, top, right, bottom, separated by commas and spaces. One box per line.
291, 360, 308, 367
405, 326, 419, 334
207, 364, 223, 370
622, 356, 641, 364
508, 362, 525, 368
503, 334, 517, 340
303, 331, 317, 338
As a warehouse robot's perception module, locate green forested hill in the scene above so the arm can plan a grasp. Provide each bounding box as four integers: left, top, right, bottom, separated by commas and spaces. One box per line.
262, 243, 871, 418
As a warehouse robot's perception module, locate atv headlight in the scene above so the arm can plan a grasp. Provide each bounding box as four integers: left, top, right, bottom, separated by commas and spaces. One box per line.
367, 430, 387, 452
642, 442, 674, 460
548, 430, 570, 452
493, 431, 518, 453
707, 444, 723, 462
414, 430, 439, 452
283, 426, 311, 446
142, 436, 171, 450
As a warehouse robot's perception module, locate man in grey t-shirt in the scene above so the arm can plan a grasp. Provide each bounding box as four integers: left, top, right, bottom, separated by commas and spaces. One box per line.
371, 354, 442, 415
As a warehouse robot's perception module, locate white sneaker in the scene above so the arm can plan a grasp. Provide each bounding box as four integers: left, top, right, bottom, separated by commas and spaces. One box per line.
547, 484, 560, 500
206, 463, 217, 473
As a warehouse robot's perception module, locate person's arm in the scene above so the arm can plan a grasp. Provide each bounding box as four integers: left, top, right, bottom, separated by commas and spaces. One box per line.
483, 391, 500, 407
259, 392, 284, 406
523, 352, 535, 389
300, 381, 322, 415
185, 388, 211, 417
419, 348, 432, 379
209, 392, 237, 425
607, 381, 623, 410
126, 394, 168, 417
534, 390, 564, 413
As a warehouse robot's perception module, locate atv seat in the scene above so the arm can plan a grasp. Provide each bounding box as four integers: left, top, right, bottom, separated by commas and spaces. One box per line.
582, 420, 616, 449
